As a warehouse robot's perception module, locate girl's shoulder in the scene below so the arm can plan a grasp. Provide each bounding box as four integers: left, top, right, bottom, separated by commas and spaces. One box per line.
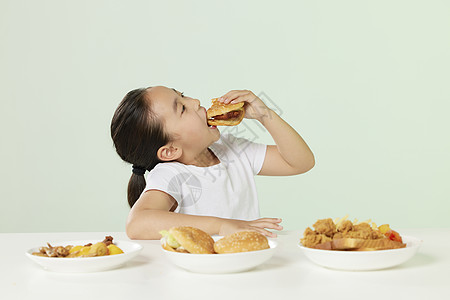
149, 161, 185, 175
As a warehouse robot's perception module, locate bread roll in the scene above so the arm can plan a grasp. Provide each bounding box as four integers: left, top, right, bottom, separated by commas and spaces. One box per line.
168, 226, 215, 254
214, 231, 270, 254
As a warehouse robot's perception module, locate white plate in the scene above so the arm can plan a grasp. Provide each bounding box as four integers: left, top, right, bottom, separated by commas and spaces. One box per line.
161, 236, 277, 274
25, 240, 143, 273
298, 235, 422, 271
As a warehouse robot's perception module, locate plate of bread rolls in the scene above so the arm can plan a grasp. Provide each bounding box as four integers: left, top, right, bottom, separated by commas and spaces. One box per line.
159, 226, 277, 273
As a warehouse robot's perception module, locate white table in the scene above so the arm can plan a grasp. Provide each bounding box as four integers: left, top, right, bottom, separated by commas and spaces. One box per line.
1, 229, 449, 300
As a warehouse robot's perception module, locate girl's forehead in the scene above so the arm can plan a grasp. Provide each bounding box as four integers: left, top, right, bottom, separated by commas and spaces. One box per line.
146, 86, 178, 119
147, 86, 176, 100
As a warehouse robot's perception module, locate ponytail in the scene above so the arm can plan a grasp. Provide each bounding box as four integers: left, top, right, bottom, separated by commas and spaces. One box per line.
111, 88, 171, 208
127, 173, 147, 208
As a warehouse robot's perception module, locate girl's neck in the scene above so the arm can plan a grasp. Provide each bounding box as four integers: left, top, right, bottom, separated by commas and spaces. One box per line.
189, 148, 220, 167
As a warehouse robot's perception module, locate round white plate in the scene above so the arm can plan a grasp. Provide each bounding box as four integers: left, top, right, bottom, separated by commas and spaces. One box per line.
298, 235, 422, 271
25, 240, 143, 273
161, 236, 277, 274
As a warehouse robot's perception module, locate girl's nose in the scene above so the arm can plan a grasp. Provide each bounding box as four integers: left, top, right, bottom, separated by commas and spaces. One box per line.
193, 98, 200, 108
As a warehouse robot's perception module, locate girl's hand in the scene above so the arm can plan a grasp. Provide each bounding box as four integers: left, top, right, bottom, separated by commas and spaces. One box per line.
218, 217, 283, 238
219, 90, 272, 122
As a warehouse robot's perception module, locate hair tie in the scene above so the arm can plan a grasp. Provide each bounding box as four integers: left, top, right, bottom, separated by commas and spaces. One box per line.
132, 165, 146, 176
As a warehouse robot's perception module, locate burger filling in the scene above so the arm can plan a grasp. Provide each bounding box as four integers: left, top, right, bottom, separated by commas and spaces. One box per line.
159, 230, 181, 249
212, 110, 242, 120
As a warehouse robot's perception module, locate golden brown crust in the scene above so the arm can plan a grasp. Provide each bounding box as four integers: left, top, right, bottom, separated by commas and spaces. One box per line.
206, 98, 245, 126
301, 229, 332, 248
214, 231, 270, 254
314, 238, 406, 251
207, 98, 244, 117
161, 242, 189, 253
169, 226, 215, 254
161, 242, 176, 252
300, 218, 406, 251
313, 218, 336, 237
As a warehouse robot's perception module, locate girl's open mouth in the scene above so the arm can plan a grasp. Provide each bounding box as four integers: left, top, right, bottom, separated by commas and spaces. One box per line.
203, 107, 217, 129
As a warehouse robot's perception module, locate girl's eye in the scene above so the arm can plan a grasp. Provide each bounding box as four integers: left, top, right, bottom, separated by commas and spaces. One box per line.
182, 105, 186, 113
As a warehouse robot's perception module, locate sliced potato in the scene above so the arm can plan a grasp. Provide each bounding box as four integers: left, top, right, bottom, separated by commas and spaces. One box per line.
107, 244, 124, 255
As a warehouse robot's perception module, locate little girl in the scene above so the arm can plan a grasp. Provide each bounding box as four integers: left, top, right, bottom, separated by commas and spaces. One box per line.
111, 86, 314, 239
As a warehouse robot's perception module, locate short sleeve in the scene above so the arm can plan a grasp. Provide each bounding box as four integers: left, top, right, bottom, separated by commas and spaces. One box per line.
221, 133, 267, 175
143, 164, 183, 206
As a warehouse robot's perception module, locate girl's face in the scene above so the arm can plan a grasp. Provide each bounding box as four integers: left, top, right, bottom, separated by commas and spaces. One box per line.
146, 86, 220, 157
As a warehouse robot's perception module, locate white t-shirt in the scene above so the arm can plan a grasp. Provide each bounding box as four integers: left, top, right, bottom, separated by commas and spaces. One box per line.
143, 133, 267, 220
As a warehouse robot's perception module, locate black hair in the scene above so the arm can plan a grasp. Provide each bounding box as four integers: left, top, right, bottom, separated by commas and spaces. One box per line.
110, 88, 171, 207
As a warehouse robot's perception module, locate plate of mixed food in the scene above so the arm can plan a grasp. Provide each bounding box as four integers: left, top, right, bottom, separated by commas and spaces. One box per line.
159, 226, 277, 274
298, 216, 422, 271
25, 236, 143, 272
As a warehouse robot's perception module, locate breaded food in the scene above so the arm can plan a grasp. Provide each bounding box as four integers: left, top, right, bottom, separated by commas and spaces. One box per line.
313, 218, 336, 237
214, 231, 270, 254
337, 220, 353, 233
301, 228, 332, 248
301, 218, 406, 251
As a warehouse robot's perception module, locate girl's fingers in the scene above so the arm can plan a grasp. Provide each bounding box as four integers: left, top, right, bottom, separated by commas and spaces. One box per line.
251, 221, 283, 231
252, 227, 277, 238
220, 92, 242, 104
220, 90, 250, 104
219, 90, 240, 102
255, 217, 282, 223
249, 218, 283, 230
229, 92, 257, 104
252, 218, 282, 225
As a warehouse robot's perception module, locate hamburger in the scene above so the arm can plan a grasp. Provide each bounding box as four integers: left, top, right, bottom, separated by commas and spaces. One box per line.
206, 98, 245, 126
159, 226, 215, 254
214, 231, 270, 254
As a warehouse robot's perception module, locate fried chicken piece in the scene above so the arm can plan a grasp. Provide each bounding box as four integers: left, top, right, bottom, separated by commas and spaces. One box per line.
370, 230, 384, 239
342, 223, 373, 239
337, 220, 353, 234
300, 227, 332, 248
343, 231, 368, 239
354, 222, 372, 232
333, 232, 343, 239
303, 227, 315, 236
313, 218, 336, 237
301, 234, 332, 248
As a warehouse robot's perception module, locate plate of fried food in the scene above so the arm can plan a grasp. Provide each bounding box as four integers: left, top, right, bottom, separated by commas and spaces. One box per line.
159, 227, 277, 274
25, 236, 143, 272
298, 216, 422, 271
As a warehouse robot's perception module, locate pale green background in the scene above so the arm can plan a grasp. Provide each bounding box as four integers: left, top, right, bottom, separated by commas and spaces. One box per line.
1, 0, 449, 233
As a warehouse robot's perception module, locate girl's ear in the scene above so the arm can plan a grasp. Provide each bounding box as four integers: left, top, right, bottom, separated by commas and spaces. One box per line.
157, 144, 182, 161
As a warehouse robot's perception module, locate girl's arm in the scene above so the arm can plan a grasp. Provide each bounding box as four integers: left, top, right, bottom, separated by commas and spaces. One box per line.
219, 90, 315, 176
126, 190, 283, 240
